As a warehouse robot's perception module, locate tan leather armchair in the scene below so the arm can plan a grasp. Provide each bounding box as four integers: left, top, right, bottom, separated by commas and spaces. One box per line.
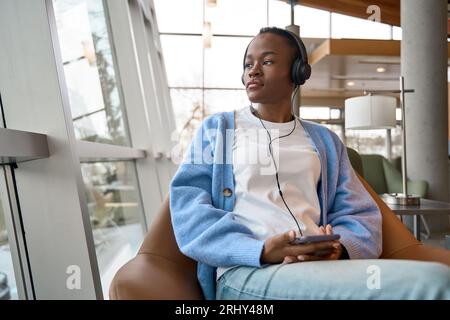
109, 173, 450, 300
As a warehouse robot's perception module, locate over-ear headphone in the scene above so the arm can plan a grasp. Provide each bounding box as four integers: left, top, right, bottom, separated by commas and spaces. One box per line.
241, 28, 311, 87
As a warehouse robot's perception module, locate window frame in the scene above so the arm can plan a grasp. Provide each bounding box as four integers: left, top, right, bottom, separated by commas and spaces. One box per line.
0, 0, 172, 299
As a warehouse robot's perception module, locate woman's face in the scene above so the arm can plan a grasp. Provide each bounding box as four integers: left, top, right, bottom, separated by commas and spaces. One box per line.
243, 33, 296, 104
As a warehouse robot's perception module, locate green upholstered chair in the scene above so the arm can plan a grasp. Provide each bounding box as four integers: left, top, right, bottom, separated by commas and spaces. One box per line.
358, 154, 428, 198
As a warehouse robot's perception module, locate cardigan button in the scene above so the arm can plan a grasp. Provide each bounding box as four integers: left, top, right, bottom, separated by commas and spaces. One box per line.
223, 188, 232, 197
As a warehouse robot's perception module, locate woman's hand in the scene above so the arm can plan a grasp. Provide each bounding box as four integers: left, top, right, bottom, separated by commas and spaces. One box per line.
280, 225, 342, 264
260, 225, 341, 264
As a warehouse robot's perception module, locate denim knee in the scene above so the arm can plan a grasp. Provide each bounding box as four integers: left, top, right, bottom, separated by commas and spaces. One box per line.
408, 262, 450, 300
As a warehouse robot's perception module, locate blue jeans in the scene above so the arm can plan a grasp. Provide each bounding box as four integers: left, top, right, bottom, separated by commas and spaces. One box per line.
216, 259, 450, 300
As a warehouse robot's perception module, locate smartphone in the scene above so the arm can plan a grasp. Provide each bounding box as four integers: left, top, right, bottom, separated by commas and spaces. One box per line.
291, 234, 340, 245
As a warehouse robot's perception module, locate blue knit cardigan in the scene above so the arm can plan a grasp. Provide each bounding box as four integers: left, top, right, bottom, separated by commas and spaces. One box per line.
170, 110, 382, 300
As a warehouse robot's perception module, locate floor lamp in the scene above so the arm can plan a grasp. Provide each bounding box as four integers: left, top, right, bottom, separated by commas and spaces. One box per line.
345, 76, 420, 206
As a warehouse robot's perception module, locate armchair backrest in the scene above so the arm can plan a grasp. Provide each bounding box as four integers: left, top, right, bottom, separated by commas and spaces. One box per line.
360, 154, 388, 194
357, 152, 428, 198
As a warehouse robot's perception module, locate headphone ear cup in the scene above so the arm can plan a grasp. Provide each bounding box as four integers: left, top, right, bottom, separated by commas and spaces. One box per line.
291, 32, 311, 86
291, 58, 302, 86
301, 63, 311, 84
291, 59, 311, 86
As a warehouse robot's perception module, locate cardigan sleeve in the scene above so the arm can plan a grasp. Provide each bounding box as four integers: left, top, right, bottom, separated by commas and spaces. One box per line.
327, 141, 383, 259
169, 119, 265, 268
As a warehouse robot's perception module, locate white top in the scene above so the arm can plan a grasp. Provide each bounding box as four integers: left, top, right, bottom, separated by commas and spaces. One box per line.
217, 106, 322, 279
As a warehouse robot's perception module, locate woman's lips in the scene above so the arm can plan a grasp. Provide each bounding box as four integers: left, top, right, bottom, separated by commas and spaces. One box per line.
248, 84, 262, 90
247, 82, 263, 90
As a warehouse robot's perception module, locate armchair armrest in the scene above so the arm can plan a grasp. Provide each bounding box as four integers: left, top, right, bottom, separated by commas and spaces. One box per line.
386, 243, 450, 266
109, 253, 203, 300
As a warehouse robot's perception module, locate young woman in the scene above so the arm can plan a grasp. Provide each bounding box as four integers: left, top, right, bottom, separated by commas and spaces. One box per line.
169, 27, 450, 300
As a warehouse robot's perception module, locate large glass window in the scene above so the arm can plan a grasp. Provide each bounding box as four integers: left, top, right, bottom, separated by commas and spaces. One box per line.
204, 89, 248, 114
331, 12, 392, 40
160, 35, 203, 87
169, 88, 248, 158
153, 0, 203, 34
205, 0, 267, 36
54, 0, 131, 146
346, 126, 402, 159
81, 161, 145, 298
170, 88, 203, 131
301, 107, 334, 120
268, 3, 330, 38
155, 0, 402, 156
54, 0, 148, 298
204, 36, 252, 88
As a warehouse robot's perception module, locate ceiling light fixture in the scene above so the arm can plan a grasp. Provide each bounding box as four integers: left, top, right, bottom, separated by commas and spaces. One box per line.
376, 67, 386, 73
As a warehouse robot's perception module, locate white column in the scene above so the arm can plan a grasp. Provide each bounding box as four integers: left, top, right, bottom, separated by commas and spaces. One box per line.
401, 0, 449, 231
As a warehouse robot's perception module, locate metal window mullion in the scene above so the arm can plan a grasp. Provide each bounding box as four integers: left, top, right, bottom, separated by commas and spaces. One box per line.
130, 0, 175, 153
129, 1, 166, 153
105, 0, 166, 229
46, 0, 102, 299
147, 0, 178, 177
128, 0, 176, 195
143, 4, 177, 138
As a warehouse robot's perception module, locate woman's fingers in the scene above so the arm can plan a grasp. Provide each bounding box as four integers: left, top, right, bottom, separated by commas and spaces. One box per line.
283, 230, 296, 243
285, 246, 341, 263
297, 254, 322, 262
273, 230, 296, 247
265, 228, 341, 264
286, 241, 338, 256
283, 256, 297, 263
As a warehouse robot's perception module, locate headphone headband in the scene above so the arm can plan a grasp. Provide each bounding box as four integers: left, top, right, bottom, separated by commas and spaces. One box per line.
241, 28, 311, 86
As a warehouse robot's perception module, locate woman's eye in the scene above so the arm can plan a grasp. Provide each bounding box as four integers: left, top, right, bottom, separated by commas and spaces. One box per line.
244, 63, 253, 69
263, 60, 273, 65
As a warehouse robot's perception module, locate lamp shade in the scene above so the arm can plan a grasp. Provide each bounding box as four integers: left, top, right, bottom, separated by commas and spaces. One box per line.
345, 95, 397, 130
